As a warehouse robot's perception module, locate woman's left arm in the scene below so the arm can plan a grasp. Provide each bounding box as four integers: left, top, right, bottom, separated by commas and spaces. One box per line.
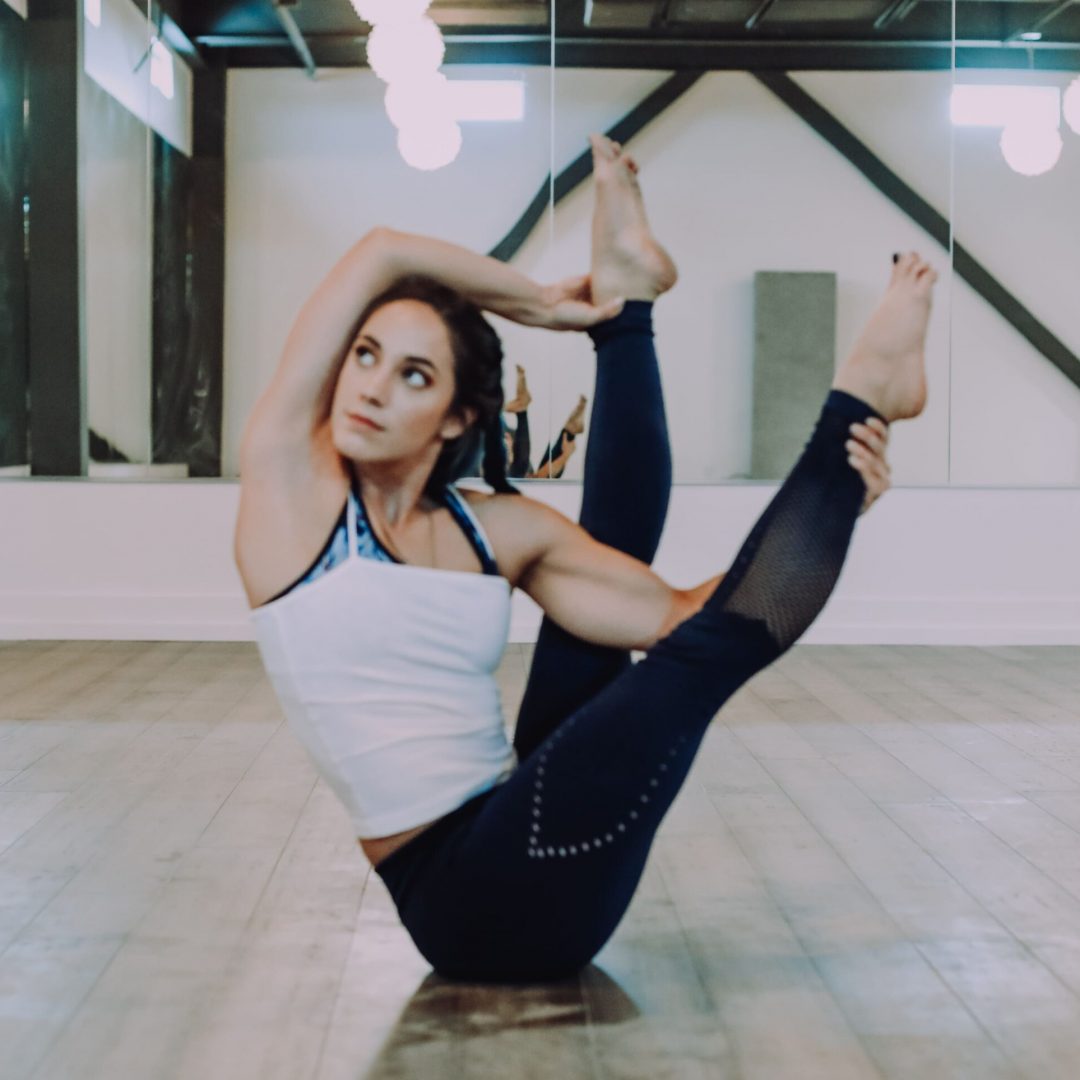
510, 500, 708, 652
506, 420, 893, 651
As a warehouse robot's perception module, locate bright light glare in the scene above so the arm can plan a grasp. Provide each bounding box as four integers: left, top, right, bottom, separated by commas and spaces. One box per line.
386, 78, 525, 128
84, 0, 101, 27
397, 120, 462, 171
150, 39, 175, 101
951, 85, 1060, 128
350, 0, 431, 24
385, 74, 451, 131
1064, 77, 1080, 136
446, 81, 525, 122
366, 17, 445, 83
999, 123, 1063, 176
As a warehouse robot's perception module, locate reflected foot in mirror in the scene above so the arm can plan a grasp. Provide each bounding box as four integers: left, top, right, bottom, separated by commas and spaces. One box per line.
505, 363, 532, 414
530, 437, 577, 479
564, 394, 588, 437
589, 133, 678, 307
832, 251, 936, 423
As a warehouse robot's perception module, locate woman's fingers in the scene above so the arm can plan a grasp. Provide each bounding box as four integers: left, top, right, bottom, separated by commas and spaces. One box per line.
847, 440, 891, 514
850, 420, 888, 454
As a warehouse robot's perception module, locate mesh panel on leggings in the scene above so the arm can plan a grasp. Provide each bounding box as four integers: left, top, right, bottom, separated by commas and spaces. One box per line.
715, 401, 868, 655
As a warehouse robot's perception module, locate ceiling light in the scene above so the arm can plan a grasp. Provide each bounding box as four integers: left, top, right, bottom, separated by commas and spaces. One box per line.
1018, 32, 1043, 42
1064, 76, 1080, 136
999, 123, 1062, 176
366, 17, 445, 83
950, 85, 1060, 128
397, 120, 462, 171
385, 74, 451, 131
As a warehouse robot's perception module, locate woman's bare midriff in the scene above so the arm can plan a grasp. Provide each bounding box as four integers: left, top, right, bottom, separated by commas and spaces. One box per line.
360, 817, 444, 869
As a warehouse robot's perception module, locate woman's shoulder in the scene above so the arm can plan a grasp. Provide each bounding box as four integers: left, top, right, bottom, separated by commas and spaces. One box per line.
454, 484, 574, 538
450, 484, 563, 577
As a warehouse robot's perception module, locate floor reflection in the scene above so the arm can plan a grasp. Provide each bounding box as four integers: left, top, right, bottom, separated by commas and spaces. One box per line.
363, 963, 640, 1078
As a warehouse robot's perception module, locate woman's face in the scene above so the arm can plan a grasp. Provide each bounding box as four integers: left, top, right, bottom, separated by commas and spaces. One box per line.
330, 299, 470, 469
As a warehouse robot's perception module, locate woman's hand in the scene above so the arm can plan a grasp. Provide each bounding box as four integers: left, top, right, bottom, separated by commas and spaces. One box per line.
846, 418, 892, 515
524, 274, 625, 331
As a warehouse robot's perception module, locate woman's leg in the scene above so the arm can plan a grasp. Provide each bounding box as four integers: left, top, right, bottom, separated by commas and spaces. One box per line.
536, 394, 587, 473
377, 254, 936, 983
512, 302, 672, 760
513, 135, 678, 762
506, 411, 533, 479
379, 389, 885, 982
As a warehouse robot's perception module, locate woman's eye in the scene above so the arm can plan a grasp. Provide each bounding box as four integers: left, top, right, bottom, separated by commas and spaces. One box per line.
354, 346, 374, 365
404, 368, 429, 388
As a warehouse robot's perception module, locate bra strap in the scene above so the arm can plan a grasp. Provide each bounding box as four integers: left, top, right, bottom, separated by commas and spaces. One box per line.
444, 486, 499, 575
346, 483, 358, 558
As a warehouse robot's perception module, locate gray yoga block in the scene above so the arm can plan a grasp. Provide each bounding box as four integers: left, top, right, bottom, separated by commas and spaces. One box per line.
750, 271, 837, 480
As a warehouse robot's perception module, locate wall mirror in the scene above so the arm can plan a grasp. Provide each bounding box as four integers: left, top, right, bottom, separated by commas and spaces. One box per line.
1, 1, 1077, 485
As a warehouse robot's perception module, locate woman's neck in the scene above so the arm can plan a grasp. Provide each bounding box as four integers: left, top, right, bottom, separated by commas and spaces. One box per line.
351, 461, 440, 526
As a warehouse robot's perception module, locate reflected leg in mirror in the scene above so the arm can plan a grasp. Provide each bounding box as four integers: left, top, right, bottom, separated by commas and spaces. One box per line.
504, 363, 534, 479
533, 394, 587, 479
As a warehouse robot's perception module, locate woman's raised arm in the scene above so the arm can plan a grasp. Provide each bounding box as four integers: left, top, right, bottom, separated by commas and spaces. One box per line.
241, 228, 624, 458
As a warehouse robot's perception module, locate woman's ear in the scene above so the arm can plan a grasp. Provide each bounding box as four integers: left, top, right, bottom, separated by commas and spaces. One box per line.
440, 406, 478, 441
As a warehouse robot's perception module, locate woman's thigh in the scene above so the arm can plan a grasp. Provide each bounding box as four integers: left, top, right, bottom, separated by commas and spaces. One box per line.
385, 614, 776, 980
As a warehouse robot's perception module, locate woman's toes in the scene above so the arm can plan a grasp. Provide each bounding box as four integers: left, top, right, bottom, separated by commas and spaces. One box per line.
590, 133, 614, 160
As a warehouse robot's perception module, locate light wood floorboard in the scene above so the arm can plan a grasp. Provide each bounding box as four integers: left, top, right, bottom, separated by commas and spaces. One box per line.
2, 643, 1079, 1078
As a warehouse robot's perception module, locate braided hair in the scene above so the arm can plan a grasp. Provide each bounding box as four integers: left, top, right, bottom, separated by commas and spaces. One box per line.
346, 274, 520, 500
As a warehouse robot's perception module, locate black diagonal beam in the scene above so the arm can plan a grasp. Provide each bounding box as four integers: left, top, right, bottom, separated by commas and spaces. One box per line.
488, 70, 702, 262
754, 71, 1080, 393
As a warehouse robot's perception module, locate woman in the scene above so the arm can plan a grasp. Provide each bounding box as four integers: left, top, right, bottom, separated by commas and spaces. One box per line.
235, 134, 933, 982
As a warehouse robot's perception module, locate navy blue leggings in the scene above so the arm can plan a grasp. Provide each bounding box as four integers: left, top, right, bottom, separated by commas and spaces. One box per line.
375, 300, 885, 983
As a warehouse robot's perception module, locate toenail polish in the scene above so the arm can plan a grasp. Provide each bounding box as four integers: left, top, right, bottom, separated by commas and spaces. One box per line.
892, 253, 900, 263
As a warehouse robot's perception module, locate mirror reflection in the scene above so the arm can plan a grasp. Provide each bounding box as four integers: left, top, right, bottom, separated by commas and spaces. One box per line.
949, 67, 1080, 485
3, 1, 1079, 487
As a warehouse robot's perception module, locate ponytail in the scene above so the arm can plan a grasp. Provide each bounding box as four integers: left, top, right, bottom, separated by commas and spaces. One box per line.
482, 413, 518, 495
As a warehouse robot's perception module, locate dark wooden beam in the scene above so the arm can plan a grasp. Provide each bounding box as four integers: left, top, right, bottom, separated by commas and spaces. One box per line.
27, 0, 85, 476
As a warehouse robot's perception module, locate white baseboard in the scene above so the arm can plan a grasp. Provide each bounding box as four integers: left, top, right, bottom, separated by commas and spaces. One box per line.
2, 594, 1078, 645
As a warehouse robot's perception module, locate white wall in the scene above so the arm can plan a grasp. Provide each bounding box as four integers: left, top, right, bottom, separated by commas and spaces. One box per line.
8, 65, 1079, 647
2, 480, 1079, 645
222, 67, 1080, 487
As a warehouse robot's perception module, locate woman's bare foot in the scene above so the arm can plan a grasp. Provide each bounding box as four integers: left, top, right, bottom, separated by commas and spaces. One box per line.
831, 252, 936, 423
589, 134, 678, 306
504, 363, 531, 413
563, 394, 588, 436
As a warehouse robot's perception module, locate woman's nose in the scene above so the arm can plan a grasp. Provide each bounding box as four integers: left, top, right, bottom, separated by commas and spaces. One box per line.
359, 368, 391, 403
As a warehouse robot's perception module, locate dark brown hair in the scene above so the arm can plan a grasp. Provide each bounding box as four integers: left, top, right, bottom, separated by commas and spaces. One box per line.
347, 274, 518, 500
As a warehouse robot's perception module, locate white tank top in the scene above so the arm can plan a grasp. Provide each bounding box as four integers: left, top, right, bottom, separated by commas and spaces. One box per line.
250, 484, 517, 838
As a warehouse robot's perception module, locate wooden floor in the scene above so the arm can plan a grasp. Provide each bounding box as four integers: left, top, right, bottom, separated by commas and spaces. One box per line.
2, 642, 1080, 1079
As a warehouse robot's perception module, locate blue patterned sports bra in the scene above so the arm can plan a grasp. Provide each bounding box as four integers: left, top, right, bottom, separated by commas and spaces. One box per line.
265, 480, 500, 606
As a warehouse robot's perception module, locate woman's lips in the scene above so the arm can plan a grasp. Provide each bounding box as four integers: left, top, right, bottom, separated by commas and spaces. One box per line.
347, 413, 384, 431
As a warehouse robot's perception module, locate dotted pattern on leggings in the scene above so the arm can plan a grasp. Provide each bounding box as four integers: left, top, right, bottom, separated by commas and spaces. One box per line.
524, 713, 689, 859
